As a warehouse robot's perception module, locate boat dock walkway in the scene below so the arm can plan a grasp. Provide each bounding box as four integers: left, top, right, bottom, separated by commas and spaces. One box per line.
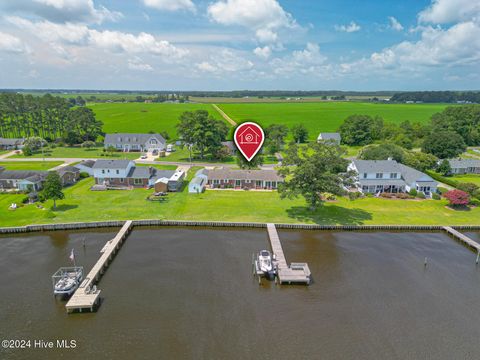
443, 226, 480, 252
66, 220, 133, 313
266, 223, 311, 284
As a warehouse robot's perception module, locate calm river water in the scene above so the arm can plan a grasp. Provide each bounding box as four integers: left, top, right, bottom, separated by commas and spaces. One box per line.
1, 228, 480, 360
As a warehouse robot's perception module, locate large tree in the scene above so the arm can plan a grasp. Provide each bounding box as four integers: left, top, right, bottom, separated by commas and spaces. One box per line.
265, 124, 288, 154
236, 153, 264, 169
42, 172, 64, 210
278, 142, 353, 209
422, 130, 466, 159
338, 114, 383, 146
359, 143, 405, 162
291, 124, 309, 143
431, 105, 480, 146
176, 110, 229, 159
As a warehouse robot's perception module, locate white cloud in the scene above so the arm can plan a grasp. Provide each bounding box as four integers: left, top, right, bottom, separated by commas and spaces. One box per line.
388, 16, 404, 31
142, 0, 195, 12
128, 57, 153, 72
207, 0, 296, 43
196, 49, 254, 75
0, 32, 28, 53
253, 46, 271, 59
270, 43, 328, 76
6, 0, 122, 24
7, 16, 188, 60
335, 21, 361, 33
418, 0, 480, 24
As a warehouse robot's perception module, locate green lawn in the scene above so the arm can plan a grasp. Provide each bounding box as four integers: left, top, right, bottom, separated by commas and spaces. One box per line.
1, 177, 479, 227
0, 161, 63, 171
218, 102, 448, 140
88, 103, 225, 139
11, 147, 140, 160
452, 174, 480, 186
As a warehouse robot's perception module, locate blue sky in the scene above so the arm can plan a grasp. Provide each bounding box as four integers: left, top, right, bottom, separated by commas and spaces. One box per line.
0, 0, 479, 91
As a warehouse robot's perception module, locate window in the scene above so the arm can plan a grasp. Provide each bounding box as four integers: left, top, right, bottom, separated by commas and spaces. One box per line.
102, 169, 105, 174
235, 180, 241, 187
256, 180, 262, 187
376, 173, 383, 179
119, 178, 124, 183
363, 173, 367, 179
213, 179, 220, 185
245, 180, 251, 184
390, 173, 397, 179
272, 181, 277, 188
134, 178, 142, 185
116, 170, 119, 175
150, 139, 157, 144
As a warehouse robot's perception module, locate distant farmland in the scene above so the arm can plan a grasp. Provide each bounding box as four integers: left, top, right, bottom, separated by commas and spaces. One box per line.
217, 102, 449, 140
88, 103, 223, 138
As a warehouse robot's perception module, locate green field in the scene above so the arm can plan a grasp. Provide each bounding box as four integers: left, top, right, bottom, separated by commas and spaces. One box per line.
0, 161, 63, 171
10, 146, 140, 160
89, 103, 224, 139
453, 174, 480, 186
1, 177, 479, 227
218, 102, 449, 140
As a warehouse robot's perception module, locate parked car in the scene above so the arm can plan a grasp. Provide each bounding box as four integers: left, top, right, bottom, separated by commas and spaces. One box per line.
140, 155, 147, 159
166, 144, 175, 152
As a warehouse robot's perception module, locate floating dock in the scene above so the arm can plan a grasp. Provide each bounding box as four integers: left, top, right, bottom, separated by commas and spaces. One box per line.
65, 220, 133, 313
266, 223, 311, 284
443, 226, 480, 252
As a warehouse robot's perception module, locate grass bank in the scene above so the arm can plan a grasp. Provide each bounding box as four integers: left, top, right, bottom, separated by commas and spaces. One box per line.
1, 178, 479, 227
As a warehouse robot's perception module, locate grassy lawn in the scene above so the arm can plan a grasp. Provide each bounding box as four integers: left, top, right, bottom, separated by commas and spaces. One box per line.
1, 177, 479, 227
0, 161, 63, 171
217, 102, 448, 140
343, 145, 362, 158
452, 174, 480, 186
88, 103, 225, 138
10, 147, 140, 160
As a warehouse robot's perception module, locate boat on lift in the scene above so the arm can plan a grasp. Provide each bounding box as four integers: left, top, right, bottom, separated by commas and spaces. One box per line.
255, 250, 276, 280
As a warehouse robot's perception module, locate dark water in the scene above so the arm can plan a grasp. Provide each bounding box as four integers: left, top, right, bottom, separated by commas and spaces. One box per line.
1, 228, 480, 360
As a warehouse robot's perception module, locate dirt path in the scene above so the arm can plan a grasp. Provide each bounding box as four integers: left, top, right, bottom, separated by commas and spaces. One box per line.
212, 104, 237, 127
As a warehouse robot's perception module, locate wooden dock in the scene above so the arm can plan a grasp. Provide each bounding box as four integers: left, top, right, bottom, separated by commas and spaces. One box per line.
66, 220, 133, 313
266, 223, 311, 284
443, 226, 480, 252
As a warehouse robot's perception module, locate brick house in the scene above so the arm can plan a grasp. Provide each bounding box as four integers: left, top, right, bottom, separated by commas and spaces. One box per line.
205, 168, 284, 190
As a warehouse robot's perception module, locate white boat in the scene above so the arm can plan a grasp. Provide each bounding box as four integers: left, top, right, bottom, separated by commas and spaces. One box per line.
52, 267, 83, 296
257, 250, 276, 279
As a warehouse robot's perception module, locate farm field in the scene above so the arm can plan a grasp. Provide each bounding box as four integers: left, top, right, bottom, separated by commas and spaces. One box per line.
1, 177, 480, 227
217, 102, 449, 140
0, 161, 63, 171
88, 103, 223, 138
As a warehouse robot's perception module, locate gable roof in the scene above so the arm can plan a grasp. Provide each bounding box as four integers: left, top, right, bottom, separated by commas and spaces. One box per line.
76, 160, 95, 168
104, 133, 166, 146
57, 166, 80, 175
448, 158, 480, 168
318, 133, 341, 141
92, 159, 132, 170
205, 168, 283, 182
0, 138, 24, 146
352, 159, 436, 184
0, 170, 48, 181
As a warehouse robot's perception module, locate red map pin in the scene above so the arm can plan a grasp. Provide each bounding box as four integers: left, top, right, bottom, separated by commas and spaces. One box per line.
234, 122, 265, 162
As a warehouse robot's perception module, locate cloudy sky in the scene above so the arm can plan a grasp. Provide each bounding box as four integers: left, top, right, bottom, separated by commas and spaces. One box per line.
0, 0, 479, 91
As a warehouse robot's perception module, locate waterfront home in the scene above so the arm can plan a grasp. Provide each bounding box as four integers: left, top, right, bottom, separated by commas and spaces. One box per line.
0, 169, 48, 191
104, 133, 166, 153
92, 159, 175, 188
0, 137, 24, 150
188, 169, 208, 193
317, 132, 341, 145
348, 159, 438, 196
204, 168, 284, 190
74, 160, 95, 176
57, 166, 80, 186
447, 159, 480, 175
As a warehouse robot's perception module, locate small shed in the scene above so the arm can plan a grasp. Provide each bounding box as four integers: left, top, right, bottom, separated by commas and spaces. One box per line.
188, 176, 206, 193
154, 177, 169, 193
167, 171, 185, 192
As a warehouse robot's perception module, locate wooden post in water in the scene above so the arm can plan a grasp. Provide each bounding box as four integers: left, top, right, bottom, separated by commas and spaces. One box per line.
476, 251, 479, 265
424, 257, 428, 267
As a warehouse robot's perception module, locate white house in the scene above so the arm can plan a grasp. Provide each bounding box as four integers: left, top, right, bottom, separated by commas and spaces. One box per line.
74, 160, 95, 176
447, 159, 480, 175
349, 159, 438, 196
104, 133, 166, 153
317, 132, 341, 144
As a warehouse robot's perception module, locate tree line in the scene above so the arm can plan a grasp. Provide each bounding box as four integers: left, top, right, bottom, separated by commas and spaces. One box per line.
390, 91, 480, 103
0, 92, 103, 143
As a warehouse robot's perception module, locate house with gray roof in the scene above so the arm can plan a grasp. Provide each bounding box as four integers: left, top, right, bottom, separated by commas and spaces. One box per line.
0, 169, 48, 191
104, 133, 166, 153
74, 160, 95, 176
92, 159, 175, 188
447, 159, 480, 175
204, 167, 284, 190
348, 159, 438, 196
317, 132, 341, 145
0, 137, 24, 150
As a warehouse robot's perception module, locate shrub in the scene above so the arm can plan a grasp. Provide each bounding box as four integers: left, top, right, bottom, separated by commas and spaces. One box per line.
469, 199, 480, 207
348, 191, 362, 201
321, 193, 337, 201
79, 172, 89, 179
365, 193, 373, 198
437, 187, 448, 194
417, 192, 426, 199
21, 196, 29, 204
432, 193, 441, 200
409, 188, 417, 197
456, 182, 479, 196
444, 189, 470, 207
396, 193, 411, 199
23, 146, 33, 156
